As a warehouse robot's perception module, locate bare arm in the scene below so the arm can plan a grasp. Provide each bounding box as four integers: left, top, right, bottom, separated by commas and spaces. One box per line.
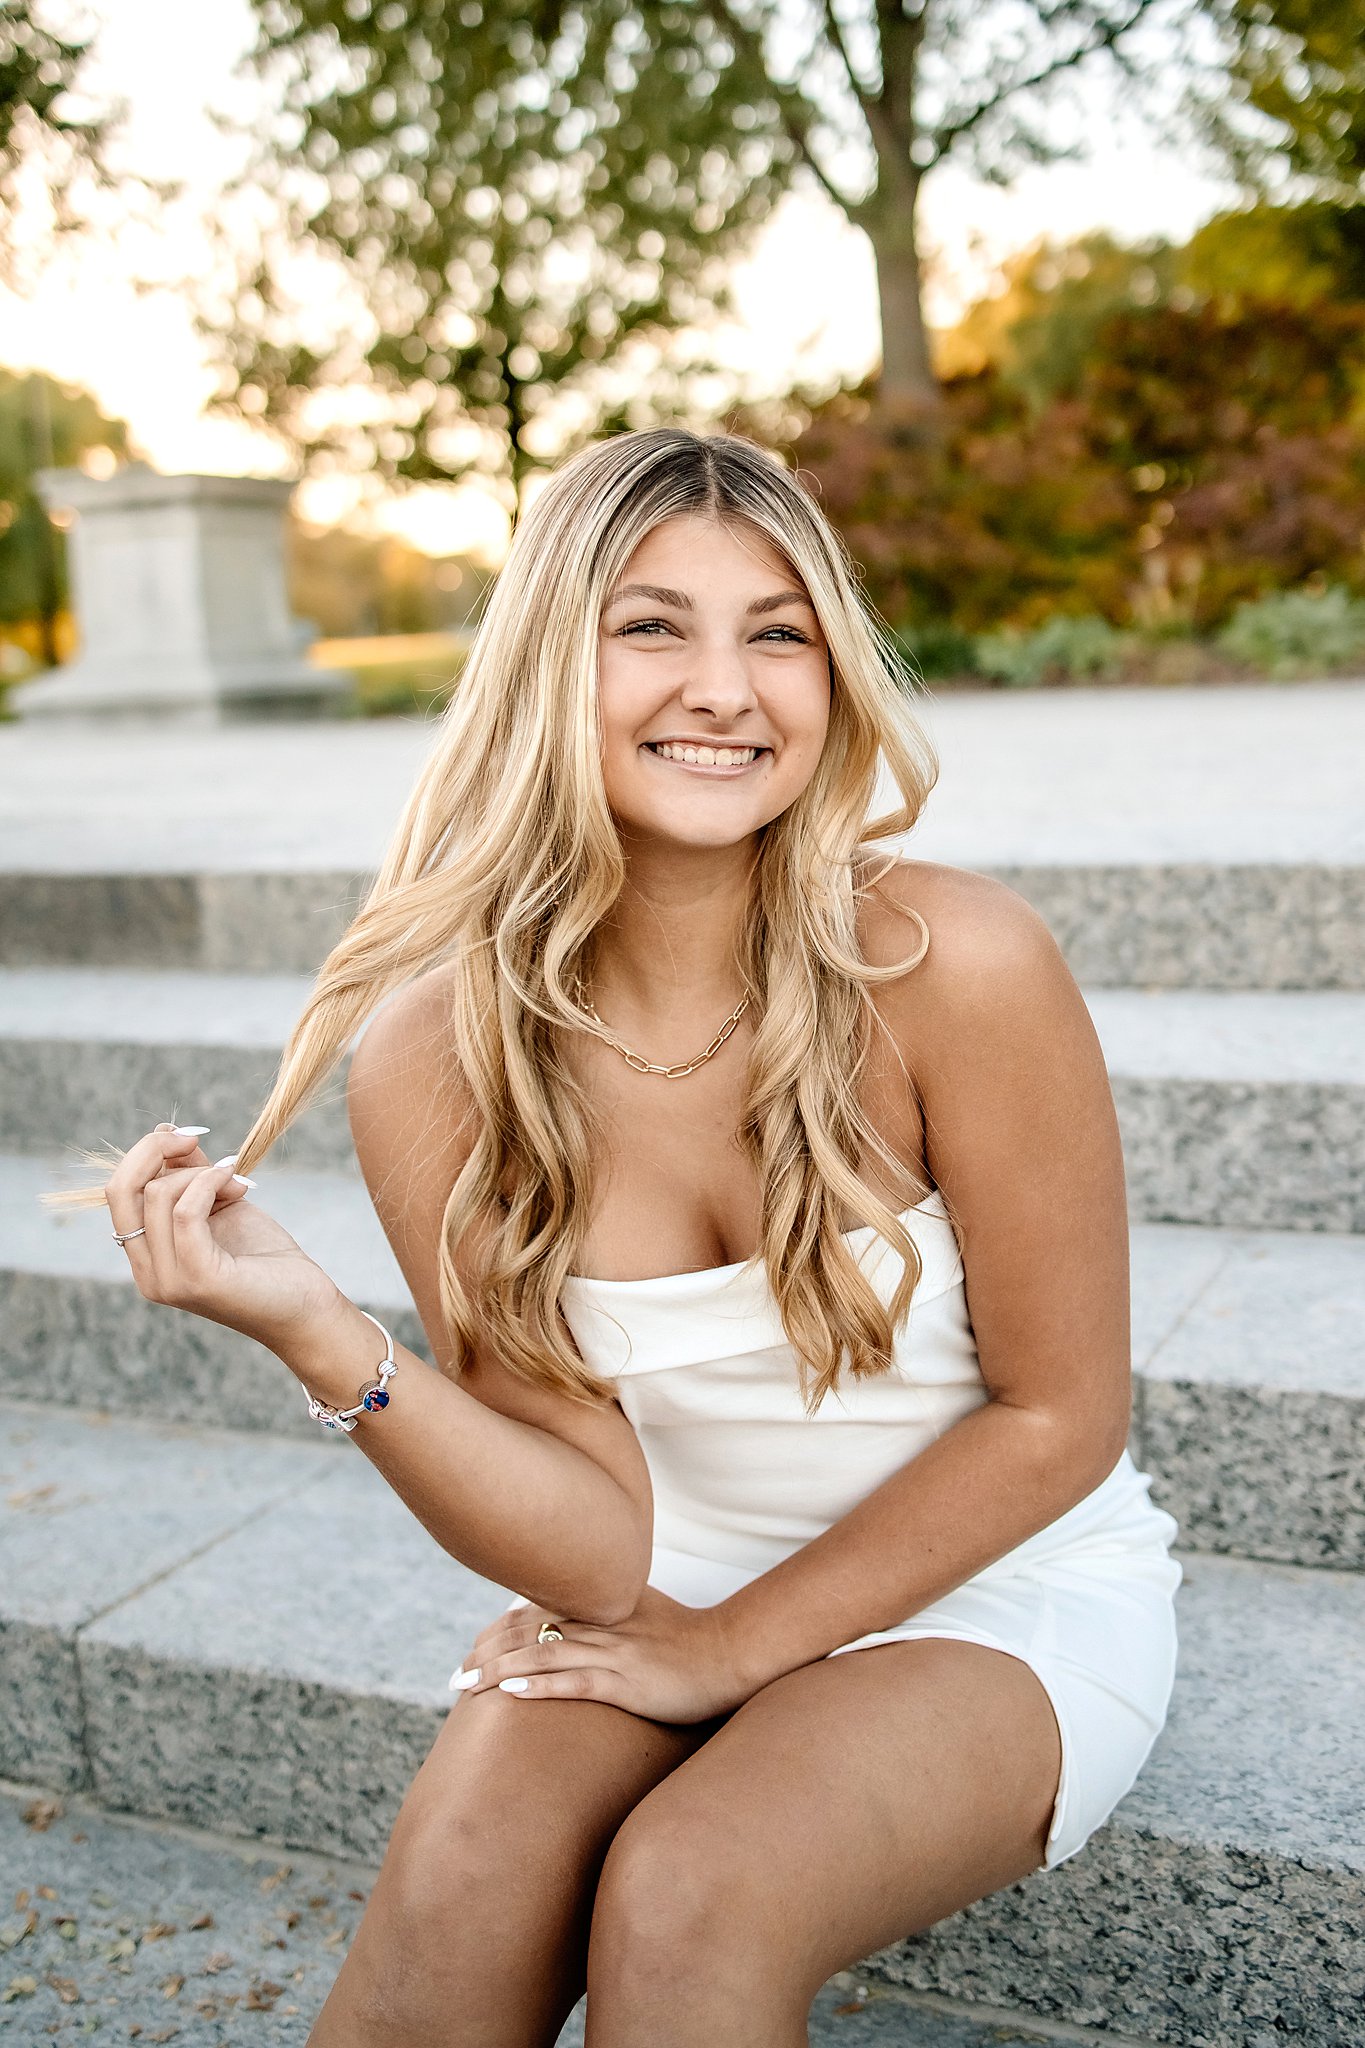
709, 865, 1133, 1690
277, 972, 654, 1626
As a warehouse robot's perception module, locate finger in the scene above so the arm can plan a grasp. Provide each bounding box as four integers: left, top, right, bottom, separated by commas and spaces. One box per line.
139, 1159, 254, 1301
141, 1165, 219, 1298
167, 1161, 256, 1296
465, 1612, 602, 1671
107, 1137, 208, 1293
154, 1121, 213, 1166
461, 1640, 616, 1698
467, 1603, 552, 1659
106, 1127, 217, 1226
494, 1663, 626, 1705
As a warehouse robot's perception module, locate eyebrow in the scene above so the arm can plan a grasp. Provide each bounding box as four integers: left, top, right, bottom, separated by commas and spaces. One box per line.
606, 582, 816, 617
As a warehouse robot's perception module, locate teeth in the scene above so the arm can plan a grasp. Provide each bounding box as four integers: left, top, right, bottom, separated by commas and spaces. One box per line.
651, 742, 759, 766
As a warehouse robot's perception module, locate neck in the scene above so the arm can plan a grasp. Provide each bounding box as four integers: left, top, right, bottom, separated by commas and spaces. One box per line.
589, 836, 757, 1023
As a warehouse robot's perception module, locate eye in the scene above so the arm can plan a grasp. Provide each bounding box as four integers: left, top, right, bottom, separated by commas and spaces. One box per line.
618, 617, 676, 637
757, 625, 810, 643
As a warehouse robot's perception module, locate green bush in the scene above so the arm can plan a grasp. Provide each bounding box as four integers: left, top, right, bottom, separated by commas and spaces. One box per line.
890, 622, 980, 679
975, 613, 1132, 687
1215, 584, 1365, 679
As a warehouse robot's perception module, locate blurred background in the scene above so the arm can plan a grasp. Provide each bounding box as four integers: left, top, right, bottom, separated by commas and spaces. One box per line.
2, 11, 1363, 2047
4, 0, 1365, 709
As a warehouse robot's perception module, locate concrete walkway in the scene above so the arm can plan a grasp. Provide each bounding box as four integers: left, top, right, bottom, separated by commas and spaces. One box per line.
2, 678, 1362, 873
0, 1785, 1152, 2047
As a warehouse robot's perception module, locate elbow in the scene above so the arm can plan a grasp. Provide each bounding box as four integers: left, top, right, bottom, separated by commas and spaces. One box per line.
1014, 1399, 1130, 1507
556, 1526, 652, 1630
593, 1551, 653, 1627
1061, 1406, 1132, 1500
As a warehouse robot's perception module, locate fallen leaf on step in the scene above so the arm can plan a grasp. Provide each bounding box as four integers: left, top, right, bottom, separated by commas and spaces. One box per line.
160, 1975, 184, 1998
45, 1975, 80, 2005
0, 1911, 38, 1948
11, 1893, 28, 1910
258, 1866, 292, 1893
187, 1912, 213, 1930
5, 1483, 59, 1510
243, 1979, 284, 2010
200, 1951, 233, 1975
21, 1798, 63, 1831
1, 1976, 38, 2001
56, 1918, 77, 1939
143, 1922, 177, 1940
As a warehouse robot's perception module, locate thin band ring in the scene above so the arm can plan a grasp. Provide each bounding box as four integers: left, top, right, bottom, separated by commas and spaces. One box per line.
112, 1226, 147, 1245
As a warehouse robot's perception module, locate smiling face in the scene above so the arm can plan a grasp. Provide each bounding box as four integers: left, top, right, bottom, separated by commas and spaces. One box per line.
597, 513, 833, 855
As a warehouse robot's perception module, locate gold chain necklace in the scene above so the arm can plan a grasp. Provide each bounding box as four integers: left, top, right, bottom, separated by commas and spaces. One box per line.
572, 971, 751, 1079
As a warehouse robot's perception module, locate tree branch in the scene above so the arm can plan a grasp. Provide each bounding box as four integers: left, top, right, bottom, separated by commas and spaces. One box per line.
698, 0, 857, 213
819, 0, 875, 115
932, 0, 1163, 159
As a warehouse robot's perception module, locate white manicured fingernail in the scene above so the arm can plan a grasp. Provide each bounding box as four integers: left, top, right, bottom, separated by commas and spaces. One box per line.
498, 1677, 529, 1693
448, 1667, 480, 1691
173, 1125, 211, 1136
211, 1154, 239, 1168
232, 1174, 257, 1189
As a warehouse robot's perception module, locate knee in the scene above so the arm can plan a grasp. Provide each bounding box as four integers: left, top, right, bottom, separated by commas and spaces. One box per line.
588, 1803, 764, 1992
332, 1761, 554, 2037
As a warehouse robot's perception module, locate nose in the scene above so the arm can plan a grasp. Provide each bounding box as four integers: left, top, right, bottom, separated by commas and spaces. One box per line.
677, 633, 760, 726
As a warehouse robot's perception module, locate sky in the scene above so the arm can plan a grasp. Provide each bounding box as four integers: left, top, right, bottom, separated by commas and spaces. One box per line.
2, 0, 1238, 560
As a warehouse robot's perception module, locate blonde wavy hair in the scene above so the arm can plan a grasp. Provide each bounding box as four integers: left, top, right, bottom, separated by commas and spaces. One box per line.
44, 427, 942, 1415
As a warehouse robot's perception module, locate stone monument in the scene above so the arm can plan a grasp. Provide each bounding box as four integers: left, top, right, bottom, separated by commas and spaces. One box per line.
18, 466, 349, 723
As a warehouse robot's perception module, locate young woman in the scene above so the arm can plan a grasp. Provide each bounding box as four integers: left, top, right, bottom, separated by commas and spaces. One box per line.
63, 428, 1180, 2047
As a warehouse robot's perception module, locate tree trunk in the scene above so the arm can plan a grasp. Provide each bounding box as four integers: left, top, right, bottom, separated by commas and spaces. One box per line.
863, 184, 943, 435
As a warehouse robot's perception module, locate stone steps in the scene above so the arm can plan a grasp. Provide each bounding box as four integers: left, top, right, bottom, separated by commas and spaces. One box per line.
4, 968, 1364, 1227
4, 1152, 1362, 1572
1, 1398, 1359, 2048
5, 695, 1362, 2047
0, 1782, 1179, 2048
5, 860, 1363, 986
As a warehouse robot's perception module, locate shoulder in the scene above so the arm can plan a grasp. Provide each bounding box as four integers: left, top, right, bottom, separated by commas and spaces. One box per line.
856, 854, 1103, 1124
857, 855, 1069, 1024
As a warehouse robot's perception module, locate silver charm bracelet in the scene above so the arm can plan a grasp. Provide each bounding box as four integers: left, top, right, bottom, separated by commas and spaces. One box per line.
302, 1307, 398, 1434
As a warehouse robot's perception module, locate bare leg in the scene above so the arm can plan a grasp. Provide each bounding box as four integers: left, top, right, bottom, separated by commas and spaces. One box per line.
309, 1687, 721, 2047
584, 1639, 1063, 2048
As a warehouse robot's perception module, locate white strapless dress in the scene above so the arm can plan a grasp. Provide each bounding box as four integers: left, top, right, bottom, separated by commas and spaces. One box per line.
555, 1187, 1182, 1870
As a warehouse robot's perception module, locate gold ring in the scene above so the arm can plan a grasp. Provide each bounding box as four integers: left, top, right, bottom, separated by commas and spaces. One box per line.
537, 1621, 565, 1643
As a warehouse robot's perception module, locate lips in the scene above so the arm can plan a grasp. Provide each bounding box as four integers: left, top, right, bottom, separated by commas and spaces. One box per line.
642, 741, 770, 772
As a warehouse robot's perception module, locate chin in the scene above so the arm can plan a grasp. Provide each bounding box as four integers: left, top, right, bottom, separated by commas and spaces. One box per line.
616, 807, 769, 852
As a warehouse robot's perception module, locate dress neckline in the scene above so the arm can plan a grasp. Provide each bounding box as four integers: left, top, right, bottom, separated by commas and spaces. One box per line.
564, 1189, 950, 1291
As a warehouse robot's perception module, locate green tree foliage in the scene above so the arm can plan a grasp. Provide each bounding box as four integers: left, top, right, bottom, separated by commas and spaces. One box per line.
287, 519, 492, 636
1218, 1, 1365, 198
228, 0, 1365, 474
218, 0, 796, 501
0, 0, 107, 276
0, 371, 128, 663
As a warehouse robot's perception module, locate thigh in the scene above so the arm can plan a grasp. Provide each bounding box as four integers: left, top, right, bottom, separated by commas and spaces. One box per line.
591, 1637, 1062, 2004
312, 1687, 721, 2047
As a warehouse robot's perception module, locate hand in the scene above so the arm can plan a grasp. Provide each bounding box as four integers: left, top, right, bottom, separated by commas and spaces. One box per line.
105, 1124, 346, 1356
449, 1584, 752, 1726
